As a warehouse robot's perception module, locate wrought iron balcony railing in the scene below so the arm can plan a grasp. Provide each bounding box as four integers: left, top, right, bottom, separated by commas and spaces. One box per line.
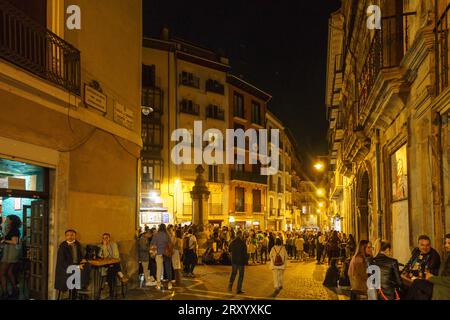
206, 104, 225, 120
0, 0, 81, 95
205, 79, 224, 95
358, 13, 414, 111
179, 100, 200, 115
230, 170, 267, 184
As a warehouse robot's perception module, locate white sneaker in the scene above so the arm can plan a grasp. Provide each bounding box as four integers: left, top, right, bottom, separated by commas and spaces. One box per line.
146, 281, 157, 287
156, 283, 161, 290
168, 282, 173, 290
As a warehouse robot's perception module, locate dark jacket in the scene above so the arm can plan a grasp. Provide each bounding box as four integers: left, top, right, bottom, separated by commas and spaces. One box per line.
228, 237, 248, 266
429, 253, 450, 300
372, 253, 402, 300
54, 241, 83, 291
405, 247, 441, 276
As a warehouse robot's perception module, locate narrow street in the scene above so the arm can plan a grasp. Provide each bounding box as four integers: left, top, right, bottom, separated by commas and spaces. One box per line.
127, 260, 348, 300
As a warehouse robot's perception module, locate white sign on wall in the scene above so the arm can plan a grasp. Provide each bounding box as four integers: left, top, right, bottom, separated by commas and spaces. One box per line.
84, 84, 107, 113
114, 101, 135, 130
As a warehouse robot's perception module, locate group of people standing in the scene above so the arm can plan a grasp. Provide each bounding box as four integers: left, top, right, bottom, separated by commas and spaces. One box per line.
137, 224, 198, 290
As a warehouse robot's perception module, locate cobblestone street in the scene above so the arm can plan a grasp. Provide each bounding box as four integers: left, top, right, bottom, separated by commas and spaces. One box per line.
127, 259, 348, 300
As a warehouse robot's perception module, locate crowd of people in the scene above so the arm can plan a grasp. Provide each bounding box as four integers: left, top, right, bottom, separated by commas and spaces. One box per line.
1, 211, 448, 301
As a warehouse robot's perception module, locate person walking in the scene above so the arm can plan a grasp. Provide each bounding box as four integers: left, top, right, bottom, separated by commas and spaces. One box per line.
228, 230, 248, 294
269, 238, 288, 292
150, 224, 173, 290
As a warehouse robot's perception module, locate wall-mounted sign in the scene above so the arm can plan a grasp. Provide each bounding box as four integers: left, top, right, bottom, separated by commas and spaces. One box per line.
114, 101, 135, 130
84, 84, 107, 113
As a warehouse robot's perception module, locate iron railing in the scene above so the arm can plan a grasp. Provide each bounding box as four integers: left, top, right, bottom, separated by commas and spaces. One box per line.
0, 0, 81, 95
205, 79, 224, 95
230, 170, 267, 184
435, 3, 450, 95
358, 13, 414, 111
206, 104, 225, 120
179, 100, 200, 115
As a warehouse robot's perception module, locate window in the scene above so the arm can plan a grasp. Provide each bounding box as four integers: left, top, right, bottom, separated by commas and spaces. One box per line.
142, 64, 156, 87
206, 105, 225, 120
252, 190, 262, 212
141, 159, 163, 191
179, 99, 199, 115
208, 165, 222, 183
179, 71, 200, 88
233, 92, 244, 118
142, 122, 162, 150
235, 187, 245, 212
251, 101, 262, 125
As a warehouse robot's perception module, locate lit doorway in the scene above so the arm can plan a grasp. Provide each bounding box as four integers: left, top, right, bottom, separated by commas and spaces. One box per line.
0, 158, 49, 300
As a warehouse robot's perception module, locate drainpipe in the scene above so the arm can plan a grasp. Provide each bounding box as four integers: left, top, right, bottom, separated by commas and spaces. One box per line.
375, 129, 383, 239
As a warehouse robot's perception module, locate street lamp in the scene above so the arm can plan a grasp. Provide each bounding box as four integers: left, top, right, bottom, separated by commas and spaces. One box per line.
313, 162, 325, 172
318, 202, 324, 207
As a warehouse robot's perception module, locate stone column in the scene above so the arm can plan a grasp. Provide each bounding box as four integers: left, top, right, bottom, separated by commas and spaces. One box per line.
190, 165, 210, 260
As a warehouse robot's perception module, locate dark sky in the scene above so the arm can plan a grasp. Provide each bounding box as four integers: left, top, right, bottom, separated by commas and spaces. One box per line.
143, 0, 341, 168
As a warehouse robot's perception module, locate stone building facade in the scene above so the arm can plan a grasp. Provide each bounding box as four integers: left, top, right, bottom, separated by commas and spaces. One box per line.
326, 0, 450, 263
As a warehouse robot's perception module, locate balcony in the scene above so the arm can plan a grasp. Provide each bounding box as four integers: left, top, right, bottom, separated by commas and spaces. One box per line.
179, 72, 200, 89
179, 100, 200, 115
205, 79, 224, 95
0, 0, 81, 95
206, 105, 225, 120
234, 203, 263, 214
358, 13, 414, 113
230, 170, 267, 184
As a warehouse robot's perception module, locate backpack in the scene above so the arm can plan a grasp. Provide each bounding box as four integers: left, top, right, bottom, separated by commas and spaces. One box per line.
273, 247, 284, 266
183, 235, 190, 250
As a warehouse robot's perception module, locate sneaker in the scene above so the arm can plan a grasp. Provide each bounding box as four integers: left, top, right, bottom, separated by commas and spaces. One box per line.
168, 282, 173, 290
236, 290, 245, 294
156, 283, 161, 290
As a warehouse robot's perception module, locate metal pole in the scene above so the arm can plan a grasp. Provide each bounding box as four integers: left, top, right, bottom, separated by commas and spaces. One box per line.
375, 129, 383, 239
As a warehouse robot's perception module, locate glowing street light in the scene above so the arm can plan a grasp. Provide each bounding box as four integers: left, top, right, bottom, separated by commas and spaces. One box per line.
318, 202, 324, 207
317, 188, 325, 197
175, 179, 180, 185
313, 162, 325, 171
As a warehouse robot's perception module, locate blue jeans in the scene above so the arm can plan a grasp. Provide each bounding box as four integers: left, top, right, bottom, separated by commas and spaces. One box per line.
229, 264, 245, 291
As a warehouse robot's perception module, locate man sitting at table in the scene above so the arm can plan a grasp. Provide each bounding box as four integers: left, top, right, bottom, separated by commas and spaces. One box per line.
403, 235, 441, 300
99, 233, 125, 299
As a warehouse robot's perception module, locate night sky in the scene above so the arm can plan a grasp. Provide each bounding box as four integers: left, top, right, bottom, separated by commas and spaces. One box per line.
143, 0, 341, 171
